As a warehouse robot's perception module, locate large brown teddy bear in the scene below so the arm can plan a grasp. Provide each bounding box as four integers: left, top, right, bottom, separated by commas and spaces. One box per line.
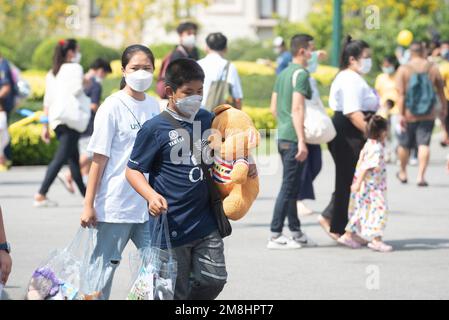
208, 105, 260, 221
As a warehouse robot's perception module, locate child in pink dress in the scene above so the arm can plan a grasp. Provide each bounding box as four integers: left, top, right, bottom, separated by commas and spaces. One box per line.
338, 115, 393, 252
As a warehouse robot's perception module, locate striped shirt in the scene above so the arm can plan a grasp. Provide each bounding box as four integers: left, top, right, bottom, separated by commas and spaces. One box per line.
212, 156, 249, 184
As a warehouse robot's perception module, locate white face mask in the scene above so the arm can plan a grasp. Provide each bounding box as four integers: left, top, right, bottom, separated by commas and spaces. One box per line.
125, 70, 153, 92
382, 66, 395, 75
358, 58, 372, 74
175, 95, 203, 120
182, 34, 196, 48
72, 52, 82, 64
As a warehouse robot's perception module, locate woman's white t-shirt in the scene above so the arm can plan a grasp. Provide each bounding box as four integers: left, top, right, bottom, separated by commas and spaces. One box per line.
329, 69, 380, 115
87, 90, 160, 224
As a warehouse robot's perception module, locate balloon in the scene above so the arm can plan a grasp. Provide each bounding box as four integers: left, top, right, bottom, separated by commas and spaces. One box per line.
397, 30, 414, 47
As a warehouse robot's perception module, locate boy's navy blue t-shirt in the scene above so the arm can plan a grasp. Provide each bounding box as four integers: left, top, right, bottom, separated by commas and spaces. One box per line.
128, 109, 218, 248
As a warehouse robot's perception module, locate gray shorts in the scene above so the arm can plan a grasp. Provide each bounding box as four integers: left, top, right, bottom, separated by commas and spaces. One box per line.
173, 231, 227, 300
398, 120, 435, 149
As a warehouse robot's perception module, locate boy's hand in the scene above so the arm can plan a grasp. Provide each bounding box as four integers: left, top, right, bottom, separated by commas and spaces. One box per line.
0, 250, 12, 285
81, 206, 97, 228
148, 192, 168, 217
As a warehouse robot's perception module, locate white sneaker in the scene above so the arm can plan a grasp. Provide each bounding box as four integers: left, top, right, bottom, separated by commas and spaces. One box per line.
297, 201, 314, 216
409, 158, 418, 166
292, 233, 318, 247
33, 199, 58, 208
267, 235, 302, 250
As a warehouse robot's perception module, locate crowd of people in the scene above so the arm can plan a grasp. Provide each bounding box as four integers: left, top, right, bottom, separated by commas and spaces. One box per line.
1, 21, 449, 300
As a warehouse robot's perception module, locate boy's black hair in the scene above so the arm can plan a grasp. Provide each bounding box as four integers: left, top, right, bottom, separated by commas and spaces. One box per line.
366, 114, 388, 140
177, 22, 198, 35
165, 58, 205, 91
90, 58, 112, 73
291, 34, 314, 56
206, 33, 228, 52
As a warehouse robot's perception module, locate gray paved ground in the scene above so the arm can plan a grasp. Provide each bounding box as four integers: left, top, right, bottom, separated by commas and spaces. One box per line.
1, 135, 448, 300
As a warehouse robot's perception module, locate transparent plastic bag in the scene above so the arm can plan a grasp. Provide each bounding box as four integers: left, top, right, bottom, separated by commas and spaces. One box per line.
127, 214, 177, 300
25, 227, 107, 300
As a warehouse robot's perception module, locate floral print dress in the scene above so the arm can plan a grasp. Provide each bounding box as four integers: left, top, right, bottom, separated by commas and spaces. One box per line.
347, 139, 388, 240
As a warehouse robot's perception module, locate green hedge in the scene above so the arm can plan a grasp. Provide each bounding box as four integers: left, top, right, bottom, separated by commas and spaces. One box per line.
32, 38, 120, 72
10, 124, 58, 166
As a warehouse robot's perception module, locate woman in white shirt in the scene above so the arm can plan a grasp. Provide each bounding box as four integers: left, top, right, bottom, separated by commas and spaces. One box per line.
80, 45, 160, 299
35, 39, 87, 207
319, 36, 380, 243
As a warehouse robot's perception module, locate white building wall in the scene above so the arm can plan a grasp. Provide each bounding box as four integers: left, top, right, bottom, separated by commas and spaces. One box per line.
78, 0, 314, 48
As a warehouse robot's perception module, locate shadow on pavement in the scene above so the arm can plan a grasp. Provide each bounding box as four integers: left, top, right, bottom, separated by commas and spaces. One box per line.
388, 238, 449, 251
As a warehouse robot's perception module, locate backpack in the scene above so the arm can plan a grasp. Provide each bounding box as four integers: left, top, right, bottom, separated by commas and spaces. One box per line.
204, 61, 233, 112
156, 46, 188, 99
405, 63, 436, 116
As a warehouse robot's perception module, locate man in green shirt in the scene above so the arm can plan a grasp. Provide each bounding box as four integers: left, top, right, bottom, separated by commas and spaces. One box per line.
268, 34, 315, 250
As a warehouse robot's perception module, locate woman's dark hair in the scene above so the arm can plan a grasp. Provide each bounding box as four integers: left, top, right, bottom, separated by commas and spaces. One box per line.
340, 35, 370, 70
52, 38, 78, 76
120, 45, 155, 90
366, 114, 388, 140
165, 58, 205, 91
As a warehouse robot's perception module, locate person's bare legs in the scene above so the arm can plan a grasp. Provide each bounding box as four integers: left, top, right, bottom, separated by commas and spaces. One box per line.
398, 146, 410, 182
417, 145, 430, 184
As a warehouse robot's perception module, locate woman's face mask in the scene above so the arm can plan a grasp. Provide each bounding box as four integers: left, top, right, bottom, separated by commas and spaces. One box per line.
358, 58, 372, 74
72, 52, 82, 64
174, 95, 203, 120
307, 51, 319, 73
382, 66, 395, 75
125, 69, 153, 92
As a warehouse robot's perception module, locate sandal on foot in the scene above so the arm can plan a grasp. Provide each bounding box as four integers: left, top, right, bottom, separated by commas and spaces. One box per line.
337, 236, 362, 249
396, 172, 408, 184
368, 241, 393, 252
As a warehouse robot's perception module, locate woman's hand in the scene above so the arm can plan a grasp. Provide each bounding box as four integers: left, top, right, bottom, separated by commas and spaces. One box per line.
148, 192, 168, 217
41, 126, 51, 144
351, 181, 362, 193
81, 206, 97, 228
296, 141, 309, 162
0, 250, 12, 285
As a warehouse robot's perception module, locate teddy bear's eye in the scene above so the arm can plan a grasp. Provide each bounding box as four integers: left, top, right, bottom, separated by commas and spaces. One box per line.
222, 138, 226, 142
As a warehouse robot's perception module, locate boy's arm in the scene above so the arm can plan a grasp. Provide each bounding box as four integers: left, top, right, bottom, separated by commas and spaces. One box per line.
270, 92, 278, 118
292, 91, 308, 162
125, 168, 167, 217
0, 207, 12, 285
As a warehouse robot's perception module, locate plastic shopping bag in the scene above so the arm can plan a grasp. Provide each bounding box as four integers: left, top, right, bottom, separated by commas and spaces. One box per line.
25, 227, 107, 300
127, 214, 177, 300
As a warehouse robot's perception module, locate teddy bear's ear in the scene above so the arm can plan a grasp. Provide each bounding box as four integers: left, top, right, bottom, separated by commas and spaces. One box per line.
212, 104, 233, 116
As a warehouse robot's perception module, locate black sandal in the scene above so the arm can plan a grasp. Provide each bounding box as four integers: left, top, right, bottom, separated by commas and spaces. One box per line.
396, 172, 408, 184
418, 181, 429, 187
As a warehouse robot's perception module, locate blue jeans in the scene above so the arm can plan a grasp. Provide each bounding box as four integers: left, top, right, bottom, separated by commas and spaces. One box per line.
91, 221, 151, 299
271, 140, 304, 237
297, 144, 322, 201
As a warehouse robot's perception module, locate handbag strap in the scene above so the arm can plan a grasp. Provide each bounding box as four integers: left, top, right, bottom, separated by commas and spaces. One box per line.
160, 111, 222, 204
114, 96, 142, 129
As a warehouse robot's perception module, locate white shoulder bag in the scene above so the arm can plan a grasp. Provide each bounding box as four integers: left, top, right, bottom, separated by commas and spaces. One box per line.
49, 64, 91, 133
292, 69, 336, 145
